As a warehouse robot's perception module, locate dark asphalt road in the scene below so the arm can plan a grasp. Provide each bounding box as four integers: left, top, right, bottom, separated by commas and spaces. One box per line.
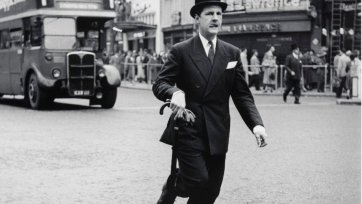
0, 88, 360, 204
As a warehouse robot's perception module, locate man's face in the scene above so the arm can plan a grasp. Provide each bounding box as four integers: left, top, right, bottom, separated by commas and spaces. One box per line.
196, 5, 223, 40
293, 48, 300, 55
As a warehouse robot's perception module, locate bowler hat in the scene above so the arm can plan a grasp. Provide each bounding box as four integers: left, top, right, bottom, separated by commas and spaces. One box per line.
190, 0, 227, 18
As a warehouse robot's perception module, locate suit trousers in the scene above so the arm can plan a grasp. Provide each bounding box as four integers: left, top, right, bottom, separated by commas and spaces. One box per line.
284, 78, 301, 101
249, 74, 261, 90
336, 76, 347, 98
175, 144, 226, 204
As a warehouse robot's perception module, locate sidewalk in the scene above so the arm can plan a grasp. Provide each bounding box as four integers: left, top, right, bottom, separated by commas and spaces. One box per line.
120, 81, 361, 105
120, 80, 337, 97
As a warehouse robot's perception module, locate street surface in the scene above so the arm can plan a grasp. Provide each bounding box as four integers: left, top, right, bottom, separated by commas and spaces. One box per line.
0, 88, 360, 204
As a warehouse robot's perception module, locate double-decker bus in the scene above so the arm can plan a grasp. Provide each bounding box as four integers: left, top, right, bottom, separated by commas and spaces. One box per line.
0, 0, 120, 109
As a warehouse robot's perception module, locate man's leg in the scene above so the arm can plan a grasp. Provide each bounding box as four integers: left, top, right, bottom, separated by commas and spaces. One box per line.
180, 153, 225, 204
336, 77, 345, 98
293, 79, 301, 104
283, 79, 293, 102
255, 75, 260, 90
248, 75, 254, 88
203, 154, 226, 203
175, 146, 208, 200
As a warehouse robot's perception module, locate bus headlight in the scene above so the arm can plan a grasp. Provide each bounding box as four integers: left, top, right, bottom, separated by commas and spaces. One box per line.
52, 68, 61, 78
45, 52, 53, 61
98, 69, 105, 78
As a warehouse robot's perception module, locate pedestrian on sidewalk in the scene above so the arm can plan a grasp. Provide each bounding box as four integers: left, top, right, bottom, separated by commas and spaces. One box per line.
262, 54, 277, 93
335, 49, 351, 98
142, 49, 150, 83
153, 0, 268, 203
347, 50, 361, 99
249, 49, 261, 90
136, 50, 145, 82
125, 50, 135, 81
283, 43, 302, 104
262, 45, 275, 90
109, 50, 124, 78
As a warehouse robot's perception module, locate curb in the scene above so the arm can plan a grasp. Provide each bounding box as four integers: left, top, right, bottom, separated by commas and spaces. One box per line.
336, 98, 361, 105
120, 82, 338, 98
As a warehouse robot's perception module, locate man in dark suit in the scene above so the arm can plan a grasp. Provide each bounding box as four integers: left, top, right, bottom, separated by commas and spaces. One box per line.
153, 1, 268, 203
283, 43, 303, 104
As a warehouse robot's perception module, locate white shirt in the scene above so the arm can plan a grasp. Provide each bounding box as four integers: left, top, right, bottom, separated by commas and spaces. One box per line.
199, 33, 216, 57
293, 53, 299, 59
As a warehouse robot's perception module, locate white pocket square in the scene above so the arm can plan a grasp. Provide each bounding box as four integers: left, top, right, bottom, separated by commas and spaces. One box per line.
226, 61, 237, 69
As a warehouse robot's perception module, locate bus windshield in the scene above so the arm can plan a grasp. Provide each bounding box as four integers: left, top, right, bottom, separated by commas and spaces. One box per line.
43, 17, 76, 50
43, 17, 76, 35
44, 36, 76, 50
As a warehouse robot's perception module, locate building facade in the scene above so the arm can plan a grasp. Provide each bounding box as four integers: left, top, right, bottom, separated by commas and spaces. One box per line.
161, 0, 316, 63
322, 0, 361, 64
112, 0, 162, 53
220, 0, 313, 64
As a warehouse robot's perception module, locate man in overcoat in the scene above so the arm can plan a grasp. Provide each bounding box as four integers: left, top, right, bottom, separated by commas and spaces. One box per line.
283, 43, 303, 104
153, 0, 268, 203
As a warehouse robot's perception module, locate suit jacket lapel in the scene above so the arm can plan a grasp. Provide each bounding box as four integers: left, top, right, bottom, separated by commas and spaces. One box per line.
189, 36, 211, 82
204, 40, 229, 97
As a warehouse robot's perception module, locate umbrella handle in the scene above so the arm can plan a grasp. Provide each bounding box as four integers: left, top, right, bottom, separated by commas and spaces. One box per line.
159, 101, 171, 115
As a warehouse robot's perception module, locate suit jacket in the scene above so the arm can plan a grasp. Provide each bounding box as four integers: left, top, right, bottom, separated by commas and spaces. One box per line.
153, 35, 263, 155
285, 54, 302, 80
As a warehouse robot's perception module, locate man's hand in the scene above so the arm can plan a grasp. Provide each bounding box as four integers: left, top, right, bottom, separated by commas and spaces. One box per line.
291, 71, 295, 76
171, 91, 186, 120
170, 91, 196, 123
253, 125, 268, 148
170, 91, 185, 110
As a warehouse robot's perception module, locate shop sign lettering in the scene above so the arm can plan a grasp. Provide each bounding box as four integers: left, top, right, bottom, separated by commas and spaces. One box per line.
340, 3, 361, 12
57, 2, 101, 10
0, 0, 26, 12
221, 23, 280, 33
133, 32, 145, 38
224, 0, 310, 12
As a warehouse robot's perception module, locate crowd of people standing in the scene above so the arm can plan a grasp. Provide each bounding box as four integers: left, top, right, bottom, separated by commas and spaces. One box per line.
101, 45, 361, 99
102, 49, 168, 84
333, 49, 361, 99
242, 45, 342, 94
243, 45, 278, 93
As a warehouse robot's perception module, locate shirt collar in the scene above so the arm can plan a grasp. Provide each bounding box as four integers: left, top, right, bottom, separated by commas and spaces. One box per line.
199, 33, 217, 51
293, 53, 299, 59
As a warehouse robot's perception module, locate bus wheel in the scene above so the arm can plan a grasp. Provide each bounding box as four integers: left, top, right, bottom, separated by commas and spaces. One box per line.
100, 88, 117, 109
26, 73, 50, 110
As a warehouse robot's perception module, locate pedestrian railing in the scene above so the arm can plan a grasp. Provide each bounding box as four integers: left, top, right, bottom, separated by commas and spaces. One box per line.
279, 64, 330, 92
113, 61, 346, 94
118, 62, 163, 84
245, 65, 278, 91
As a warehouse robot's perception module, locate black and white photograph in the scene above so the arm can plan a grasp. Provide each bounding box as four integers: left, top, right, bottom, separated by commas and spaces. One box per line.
0, 0, 360, 203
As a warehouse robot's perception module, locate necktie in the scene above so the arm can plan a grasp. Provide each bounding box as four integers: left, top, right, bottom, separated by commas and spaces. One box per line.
208, 41, 215, 65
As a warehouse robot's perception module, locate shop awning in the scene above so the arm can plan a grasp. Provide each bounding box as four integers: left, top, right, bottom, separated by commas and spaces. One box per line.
114, 20, 156, 32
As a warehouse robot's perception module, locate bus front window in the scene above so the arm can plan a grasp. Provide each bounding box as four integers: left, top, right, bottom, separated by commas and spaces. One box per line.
43, 17, 76, 50
44, 36, 76, 50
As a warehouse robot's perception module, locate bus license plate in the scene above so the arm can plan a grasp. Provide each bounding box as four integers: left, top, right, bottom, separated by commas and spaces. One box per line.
74, 90, 90, 96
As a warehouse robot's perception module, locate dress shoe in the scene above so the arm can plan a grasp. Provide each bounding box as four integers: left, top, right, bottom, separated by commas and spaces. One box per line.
294, 100, 301, 104
157, 175, 177, 204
